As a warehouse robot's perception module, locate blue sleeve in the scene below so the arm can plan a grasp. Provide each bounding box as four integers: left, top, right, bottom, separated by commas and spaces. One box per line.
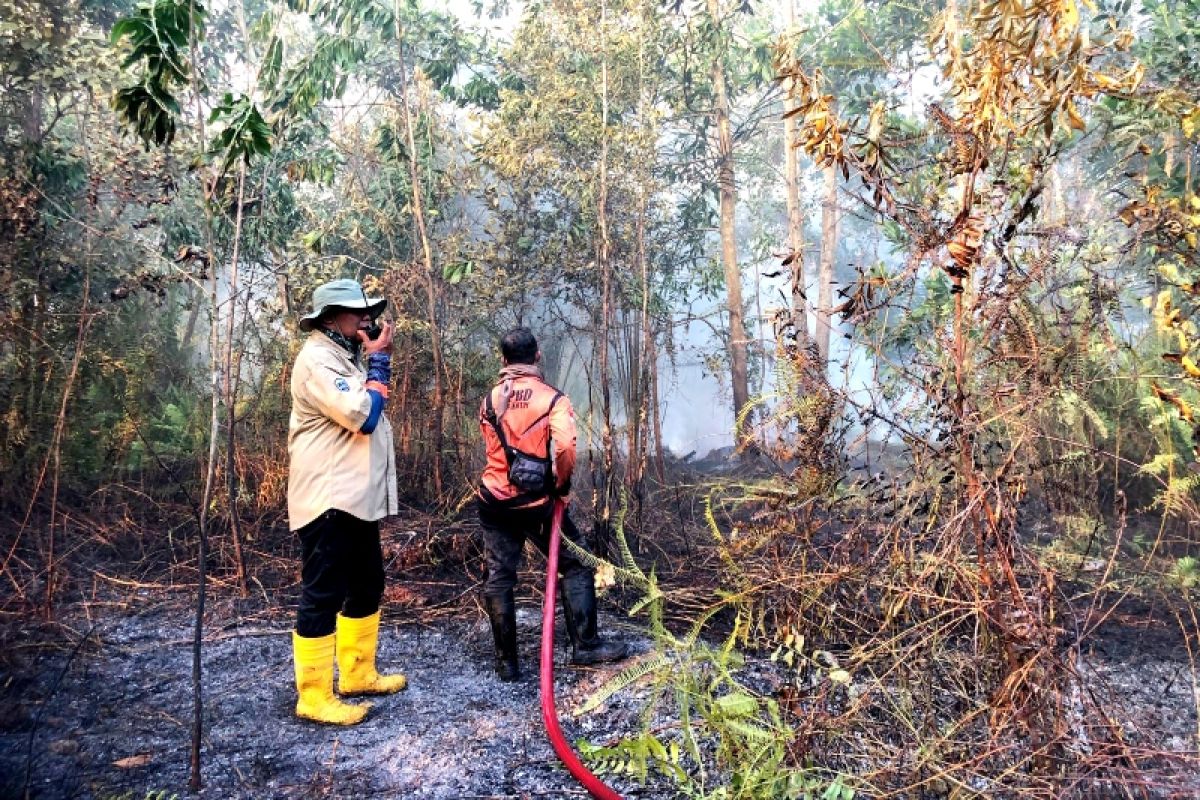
366, 352, 391, 384
359, 389, 385, 434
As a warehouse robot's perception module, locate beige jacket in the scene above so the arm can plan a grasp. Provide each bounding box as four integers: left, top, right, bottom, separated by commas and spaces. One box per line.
287, 331, 398, 530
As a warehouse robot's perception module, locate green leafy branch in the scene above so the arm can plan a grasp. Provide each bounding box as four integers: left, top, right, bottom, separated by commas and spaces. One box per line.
208, 93, 273, 176
111, 0, 206, 147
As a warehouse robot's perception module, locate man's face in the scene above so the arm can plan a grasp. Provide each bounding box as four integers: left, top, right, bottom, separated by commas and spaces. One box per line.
325, 308, 373, 339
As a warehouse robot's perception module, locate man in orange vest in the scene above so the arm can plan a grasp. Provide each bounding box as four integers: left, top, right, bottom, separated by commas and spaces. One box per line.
477, 327, 628, 681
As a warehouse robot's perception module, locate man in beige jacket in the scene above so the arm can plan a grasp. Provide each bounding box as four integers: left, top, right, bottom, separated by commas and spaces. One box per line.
288, 278, 405, 725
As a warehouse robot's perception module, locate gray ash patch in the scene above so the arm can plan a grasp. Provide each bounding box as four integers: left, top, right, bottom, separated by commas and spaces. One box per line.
4, 595, 1198, 798
1, 601, 670, 799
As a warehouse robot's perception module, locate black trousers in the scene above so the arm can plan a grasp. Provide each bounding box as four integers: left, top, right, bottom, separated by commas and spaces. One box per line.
295, 509, 385, 637
478, 500, 593, 598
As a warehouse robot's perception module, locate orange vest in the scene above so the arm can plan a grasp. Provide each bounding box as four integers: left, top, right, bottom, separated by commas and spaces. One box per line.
477, 376, 577, 508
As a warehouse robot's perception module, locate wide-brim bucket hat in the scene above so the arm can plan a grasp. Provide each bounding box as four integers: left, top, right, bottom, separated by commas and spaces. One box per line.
299, 278, 386, 331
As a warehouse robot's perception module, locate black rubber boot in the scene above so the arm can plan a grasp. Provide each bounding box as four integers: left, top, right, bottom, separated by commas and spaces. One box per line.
484, 592, 521, 681
560, 572, 629, 666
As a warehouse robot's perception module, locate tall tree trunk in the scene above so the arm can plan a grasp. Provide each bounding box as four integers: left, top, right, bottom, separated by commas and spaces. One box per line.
634, 128, 653, 502
649, 343, 666, 482
783, 0, 810, 346
707, 0, 751, 443
21, 89, 43, 145
188, 11, 212, 787
40, 264, 92, 615
816, 162, 839, 363
394, 10, 444, 498
181, 282, 204, 353
223, 161, 249, 598
593, 0, 616, 557
193, 214, 218, 795
397, 340, 413, 455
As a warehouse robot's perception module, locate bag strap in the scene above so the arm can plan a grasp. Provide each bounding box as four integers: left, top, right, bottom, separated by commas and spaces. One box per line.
483, 389, 515, 466
516, 391, 562, 450
484, 386, 563, 462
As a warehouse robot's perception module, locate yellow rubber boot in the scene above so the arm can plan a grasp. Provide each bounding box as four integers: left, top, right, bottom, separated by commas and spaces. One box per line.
293, 632, 370, 725
336, 611, 408, 696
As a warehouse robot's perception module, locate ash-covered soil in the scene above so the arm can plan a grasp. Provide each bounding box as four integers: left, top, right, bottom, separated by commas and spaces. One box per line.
2, 505, 1198, 800
1, 595, 670, 799
5, 589, 1198, 800
1077, 609, 1200, 765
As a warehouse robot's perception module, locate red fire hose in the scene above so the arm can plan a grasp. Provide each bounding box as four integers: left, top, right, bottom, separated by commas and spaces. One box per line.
540, 498, 624, 800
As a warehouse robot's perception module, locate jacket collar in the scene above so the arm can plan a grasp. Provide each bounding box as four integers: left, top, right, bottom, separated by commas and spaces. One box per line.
308, 329, 360, 363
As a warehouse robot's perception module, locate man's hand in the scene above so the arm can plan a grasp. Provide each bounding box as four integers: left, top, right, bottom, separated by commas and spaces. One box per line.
359, 319, 394, 355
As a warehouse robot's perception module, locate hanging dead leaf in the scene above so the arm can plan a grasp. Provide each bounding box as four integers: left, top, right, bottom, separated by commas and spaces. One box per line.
1065, 99, 1086, 131
1181, 355, 1200, 379
946, 215, 985, 275
1151, 382, 1195, 422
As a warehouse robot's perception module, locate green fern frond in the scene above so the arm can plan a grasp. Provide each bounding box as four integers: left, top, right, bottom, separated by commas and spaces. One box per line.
682, 603, 728, 649
720, 609, 742, 663
704, 494, 723, 545
719, 717, 777, 742
1154, 474, 1200, 516
1140, 452, 1180, 476
737, 392, 777, 435
627, 576, 665, 617
1172, 556, 1200, 590
612, 490, 648, 581
676, 684, 704, 778
560, 537, 645, 585
577, 651, 674, 715
704, 491, 746, 584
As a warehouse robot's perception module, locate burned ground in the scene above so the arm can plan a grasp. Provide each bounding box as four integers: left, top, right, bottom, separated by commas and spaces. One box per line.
1, 586, 668, 799
1, 499, 1198, 799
